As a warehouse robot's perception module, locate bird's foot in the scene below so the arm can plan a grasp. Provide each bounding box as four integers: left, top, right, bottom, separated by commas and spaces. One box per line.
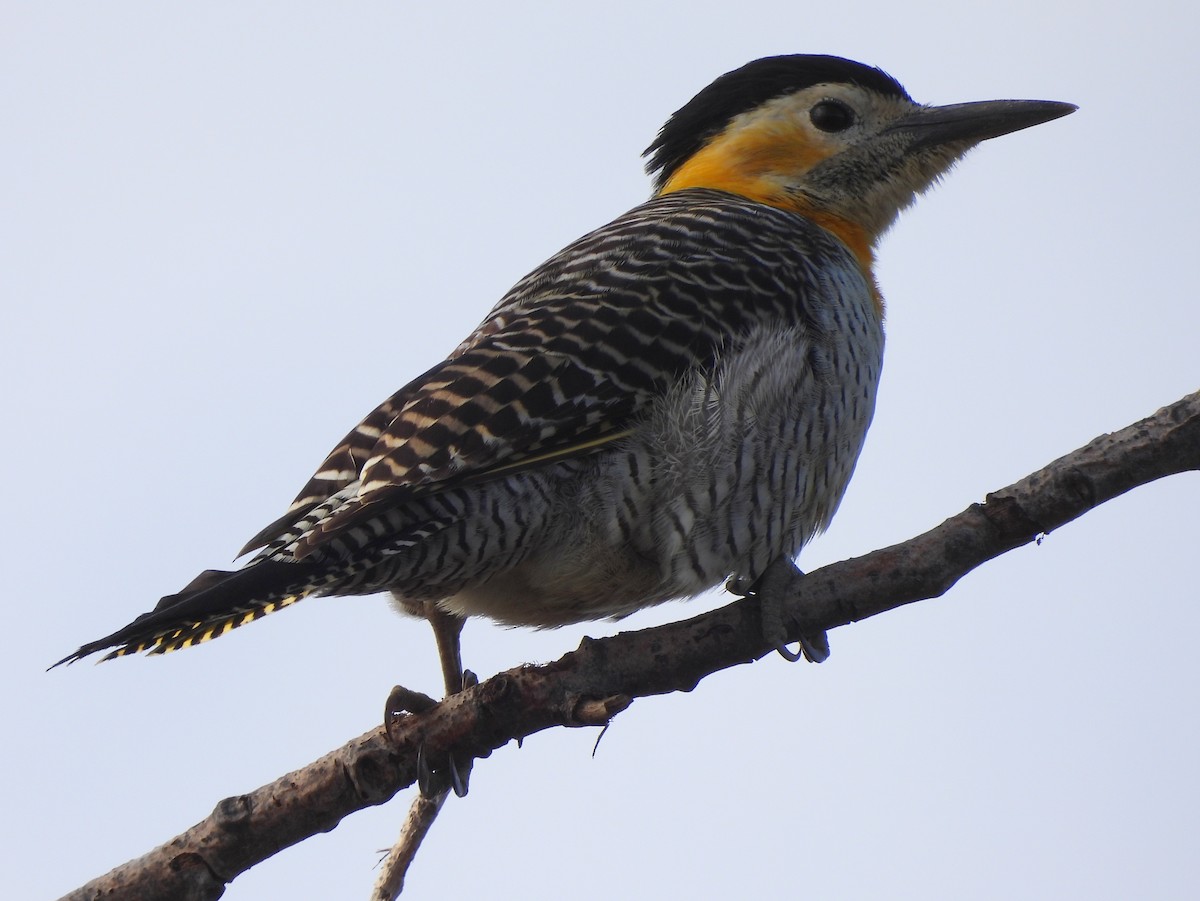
734, 557, 831, 663
383, 598, 478, 798
389, 668, 477, 799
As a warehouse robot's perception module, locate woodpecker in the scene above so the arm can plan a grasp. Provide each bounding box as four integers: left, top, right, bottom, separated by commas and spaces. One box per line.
56, 55, 1074, 666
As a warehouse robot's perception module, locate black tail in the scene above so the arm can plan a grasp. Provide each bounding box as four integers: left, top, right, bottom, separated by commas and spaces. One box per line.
50, 558, 323, 667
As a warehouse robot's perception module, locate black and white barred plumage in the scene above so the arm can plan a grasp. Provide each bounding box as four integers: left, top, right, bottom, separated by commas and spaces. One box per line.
55, 54, 1072, 664
60, 190, 881, 660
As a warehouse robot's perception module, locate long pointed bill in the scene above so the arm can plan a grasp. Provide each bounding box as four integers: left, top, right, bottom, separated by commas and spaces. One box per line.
893, 99, 1077, 149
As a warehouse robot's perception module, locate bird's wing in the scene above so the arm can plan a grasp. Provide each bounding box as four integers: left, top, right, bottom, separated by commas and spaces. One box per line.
241, 191, 821, 557
280, 295, 706, 557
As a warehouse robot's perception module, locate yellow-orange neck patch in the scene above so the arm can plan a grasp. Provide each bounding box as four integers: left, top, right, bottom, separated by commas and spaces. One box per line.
658, 121, 884, 317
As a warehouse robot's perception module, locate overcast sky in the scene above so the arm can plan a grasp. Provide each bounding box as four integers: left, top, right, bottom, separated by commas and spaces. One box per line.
5, 3, 1199, 899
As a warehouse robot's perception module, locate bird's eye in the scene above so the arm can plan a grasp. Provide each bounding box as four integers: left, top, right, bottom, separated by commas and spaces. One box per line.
810, 100, 855, 133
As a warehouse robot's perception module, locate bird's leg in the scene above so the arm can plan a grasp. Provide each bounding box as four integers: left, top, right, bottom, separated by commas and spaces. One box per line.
426, 605, 475, 796
729, 556, 830, 663
426, 605, 467, 696
373, 603, 473, 900
407, 602, 473, 797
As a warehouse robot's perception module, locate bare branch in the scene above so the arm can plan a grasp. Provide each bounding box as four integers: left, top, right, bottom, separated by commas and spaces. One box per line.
370, 792, 448, 901
59, 391, 1200, 901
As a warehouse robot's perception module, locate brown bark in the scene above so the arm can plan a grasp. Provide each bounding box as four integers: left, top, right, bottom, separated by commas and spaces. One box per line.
59, 390, 1200, 901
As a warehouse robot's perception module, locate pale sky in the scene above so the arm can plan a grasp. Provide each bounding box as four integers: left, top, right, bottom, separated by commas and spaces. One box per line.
6, 3, 1199, 899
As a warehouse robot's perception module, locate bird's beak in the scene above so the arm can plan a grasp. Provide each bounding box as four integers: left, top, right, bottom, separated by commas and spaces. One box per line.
891, 98, 1077, 149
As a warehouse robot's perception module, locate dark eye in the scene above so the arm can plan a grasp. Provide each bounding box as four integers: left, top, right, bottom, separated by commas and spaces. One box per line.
810, 100, 855, 133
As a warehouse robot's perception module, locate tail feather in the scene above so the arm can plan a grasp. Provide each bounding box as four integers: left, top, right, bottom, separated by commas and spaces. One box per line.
50, 558, 322, 668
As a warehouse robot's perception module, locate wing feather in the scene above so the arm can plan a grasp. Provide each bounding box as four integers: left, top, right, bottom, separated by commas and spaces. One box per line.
250, 191, 827, 556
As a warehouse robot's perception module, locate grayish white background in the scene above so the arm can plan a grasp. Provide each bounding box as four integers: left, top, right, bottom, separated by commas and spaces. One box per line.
5, 3, 1198, 898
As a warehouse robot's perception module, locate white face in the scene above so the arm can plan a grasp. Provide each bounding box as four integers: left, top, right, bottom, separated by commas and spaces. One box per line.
721, 83, 920, 160
756, 84, 975, 239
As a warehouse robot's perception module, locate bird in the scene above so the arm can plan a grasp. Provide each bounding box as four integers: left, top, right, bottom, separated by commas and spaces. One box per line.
55, 54, 1074, 669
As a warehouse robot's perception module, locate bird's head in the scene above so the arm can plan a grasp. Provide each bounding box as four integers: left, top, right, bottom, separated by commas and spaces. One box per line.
646, 55, 1075, 256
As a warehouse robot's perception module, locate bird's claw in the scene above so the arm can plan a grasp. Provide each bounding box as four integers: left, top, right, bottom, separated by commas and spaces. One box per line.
416, 741, 473, 799
776, 642, 805, 662
384, 684, 437, 723
777, 630, 830, 663
416, 741, 435, 798
448, 752, 471, 798
725, 574, 755, 597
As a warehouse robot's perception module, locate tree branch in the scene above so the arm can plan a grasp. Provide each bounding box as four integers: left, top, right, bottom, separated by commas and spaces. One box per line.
59, 390, 1200, 901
